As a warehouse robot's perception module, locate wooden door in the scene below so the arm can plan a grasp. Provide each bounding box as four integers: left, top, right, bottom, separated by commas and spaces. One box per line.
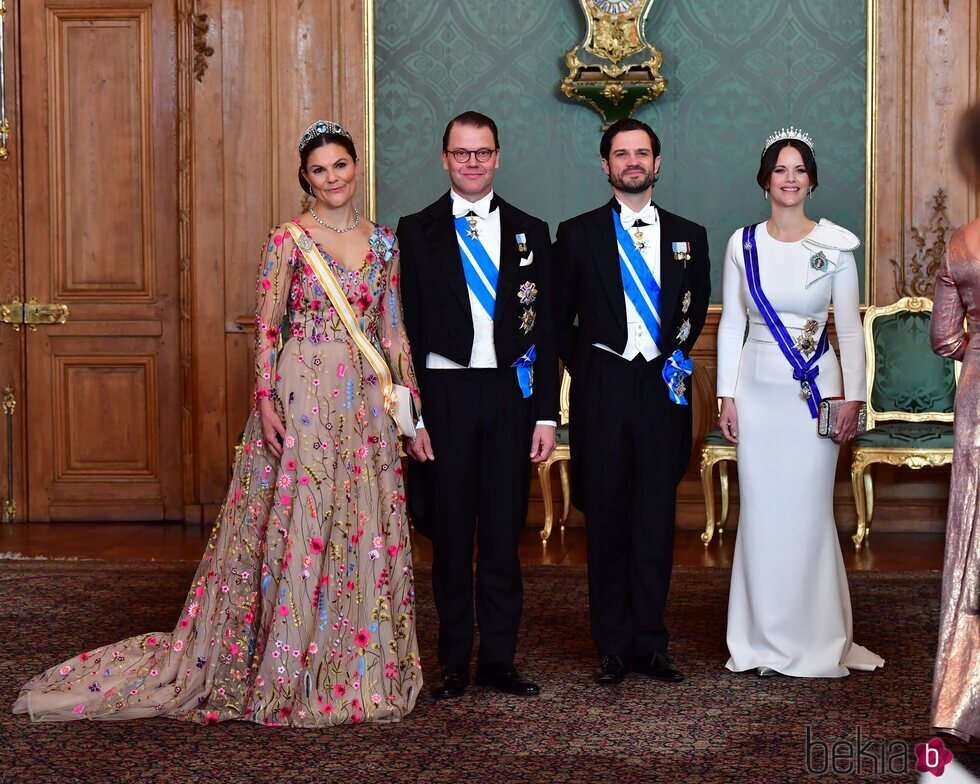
15, 0, 182, 520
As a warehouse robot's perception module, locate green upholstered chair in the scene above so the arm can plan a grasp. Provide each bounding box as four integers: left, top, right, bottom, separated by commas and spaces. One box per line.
850, 296, 957, 549
537, 370, 571, 541
700, 407, 737, 546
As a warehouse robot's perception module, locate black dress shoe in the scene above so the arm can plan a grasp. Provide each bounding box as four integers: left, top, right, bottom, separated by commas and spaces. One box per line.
593, 655, 628, 685
431, 666, 469, 700
475, 665, 540, 696
634, 652, 684, 683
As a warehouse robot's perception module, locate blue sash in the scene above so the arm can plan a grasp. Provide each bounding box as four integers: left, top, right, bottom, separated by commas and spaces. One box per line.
511, 345, 536, 398
612, 208, 660, 349
741, 224, 829, 418
454, 215, 498, 319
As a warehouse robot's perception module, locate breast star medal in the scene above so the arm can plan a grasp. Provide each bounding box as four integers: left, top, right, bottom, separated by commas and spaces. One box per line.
794, 318, 820, 357
809, 251, 828, 271
518, 281, 538, 306
516, 233, 527, 253
676, 318, 691, 342
520, 307, 536, 334
681, 290, 692, 314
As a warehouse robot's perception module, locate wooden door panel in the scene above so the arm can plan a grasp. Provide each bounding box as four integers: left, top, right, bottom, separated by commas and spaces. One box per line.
56, 356, 156, 475
53, 11, 151, 296
21, 0, 181, 520
0, 0, 26, 523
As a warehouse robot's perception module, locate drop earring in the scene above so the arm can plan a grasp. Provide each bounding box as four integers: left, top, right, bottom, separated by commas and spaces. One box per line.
764, 190, 769, 201
807, 186, 813, 199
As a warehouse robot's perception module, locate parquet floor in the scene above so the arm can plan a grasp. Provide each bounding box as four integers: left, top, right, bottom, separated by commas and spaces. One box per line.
0, 522, 944, 570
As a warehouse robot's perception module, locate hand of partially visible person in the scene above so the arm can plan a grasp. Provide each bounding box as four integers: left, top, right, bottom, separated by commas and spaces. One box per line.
259, 397, 286, 459
719, 397, 739, 445
529, 424, 557, 463
832, 400, 863, 444
405, 427, 435, 461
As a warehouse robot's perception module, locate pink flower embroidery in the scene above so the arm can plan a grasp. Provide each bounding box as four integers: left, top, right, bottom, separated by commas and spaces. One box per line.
354, 629, 370, 648
310, 537, 324, 554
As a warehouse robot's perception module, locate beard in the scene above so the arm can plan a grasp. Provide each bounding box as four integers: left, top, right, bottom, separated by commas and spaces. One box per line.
608, 167, 657, 194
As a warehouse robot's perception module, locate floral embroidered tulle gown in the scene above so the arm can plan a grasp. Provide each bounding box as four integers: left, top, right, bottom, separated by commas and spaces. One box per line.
13, 221, 422, 726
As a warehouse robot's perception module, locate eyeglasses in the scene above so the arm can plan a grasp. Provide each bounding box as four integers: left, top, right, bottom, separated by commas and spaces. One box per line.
446, 147, 498, 163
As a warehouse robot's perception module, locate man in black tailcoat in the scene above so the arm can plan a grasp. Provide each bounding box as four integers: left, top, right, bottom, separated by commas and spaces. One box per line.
397, 111, 558, 699
554, 118, 711, 685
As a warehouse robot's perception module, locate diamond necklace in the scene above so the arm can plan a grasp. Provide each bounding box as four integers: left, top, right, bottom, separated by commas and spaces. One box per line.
310, 207, 359, 233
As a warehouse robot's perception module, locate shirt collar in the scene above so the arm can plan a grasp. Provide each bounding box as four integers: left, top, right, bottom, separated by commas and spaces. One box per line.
616, 198, 658, 227
451, 189, 495, 219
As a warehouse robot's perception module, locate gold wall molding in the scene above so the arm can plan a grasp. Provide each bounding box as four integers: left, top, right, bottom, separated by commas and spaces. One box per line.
364, 0, 376, 220
865, 0, 878, 304
890, 189, 952, 299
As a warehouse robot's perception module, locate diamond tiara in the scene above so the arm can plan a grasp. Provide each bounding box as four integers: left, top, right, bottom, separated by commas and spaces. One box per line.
298, 120, 352, 151
763, 127, 814, 155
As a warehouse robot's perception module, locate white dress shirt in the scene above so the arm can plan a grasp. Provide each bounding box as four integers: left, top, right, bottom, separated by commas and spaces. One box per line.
427, 190, 500, 370
417, 189, 555, 430
595, 200, 662, 362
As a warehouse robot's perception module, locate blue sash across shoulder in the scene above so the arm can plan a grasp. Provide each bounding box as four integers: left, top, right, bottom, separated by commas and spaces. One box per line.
741, 223, 828, 418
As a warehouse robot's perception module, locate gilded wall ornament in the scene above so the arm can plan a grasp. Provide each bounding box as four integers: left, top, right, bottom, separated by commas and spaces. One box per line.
560, 0, 666, 126
890, 188, 952, 299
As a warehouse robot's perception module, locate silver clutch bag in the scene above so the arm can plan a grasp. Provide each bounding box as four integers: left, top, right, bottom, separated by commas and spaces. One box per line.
817, 398, 868, 438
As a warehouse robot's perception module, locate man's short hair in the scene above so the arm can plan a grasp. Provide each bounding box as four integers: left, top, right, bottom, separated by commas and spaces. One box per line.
600, 118, 661, 160
442, 111, 500, 152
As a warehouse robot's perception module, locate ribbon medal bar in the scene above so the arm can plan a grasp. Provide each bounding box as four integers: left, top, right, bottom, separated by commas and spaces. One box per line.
672, 241, 691, 262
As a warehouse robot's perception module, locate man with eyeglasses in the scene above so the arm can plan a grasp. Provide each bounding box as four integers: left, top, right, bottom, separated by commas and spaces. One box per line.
397, 110, 558, 701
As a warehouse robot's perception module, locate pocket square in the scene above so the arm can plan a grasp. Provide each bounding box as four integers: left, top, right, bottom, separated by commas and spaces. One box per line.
519, 252, 534, 267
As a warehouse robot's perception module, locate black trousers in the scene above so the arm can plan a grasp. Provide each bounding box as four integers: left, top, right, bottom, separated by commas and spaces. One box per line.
419, 367, 533, 669
577, 348, 689, 659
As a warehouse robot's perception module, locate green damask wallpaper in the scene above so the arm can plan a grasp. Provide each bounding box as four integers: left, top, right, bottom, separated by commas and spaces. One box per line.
375, 0, 867, 301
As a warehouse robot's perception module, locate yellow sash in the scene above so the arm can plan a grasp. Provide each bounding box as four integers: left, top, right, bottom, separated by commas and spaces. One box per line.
282, 222, 415, 437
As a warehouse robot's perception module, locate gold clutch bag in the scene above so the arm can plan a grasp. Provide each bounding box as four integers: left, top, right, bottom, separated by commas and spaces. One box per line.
817, 398, 868, 438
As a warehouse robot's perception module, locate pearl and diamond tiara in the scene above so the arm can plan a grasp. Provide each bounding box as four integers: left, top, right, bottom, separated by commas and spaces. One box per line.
763, 127, 814, 155
298, 120, 352, 151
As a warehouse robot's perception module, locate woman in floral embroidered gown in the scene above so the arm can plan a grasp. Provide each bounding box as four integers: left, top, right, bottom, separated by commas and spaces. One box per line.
13, 121, 423, 726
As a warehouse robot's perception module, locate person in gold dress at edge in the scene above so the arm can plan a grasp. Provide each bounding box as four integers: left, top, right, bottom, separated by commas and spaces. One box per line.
13, 121, 423, 726
930, 104, 980, 742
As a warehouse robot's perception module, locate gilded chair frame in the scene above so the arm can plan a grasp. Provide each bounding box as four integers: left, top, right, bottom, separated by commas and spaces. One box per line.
700, 400, 736, 546
851, 296, 956, 549
538, 369, 571, 542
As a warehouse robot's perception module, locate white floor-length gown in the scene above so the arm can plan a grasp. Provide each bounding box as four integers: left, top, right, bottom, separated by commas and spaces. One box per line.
716, 219, 884, 677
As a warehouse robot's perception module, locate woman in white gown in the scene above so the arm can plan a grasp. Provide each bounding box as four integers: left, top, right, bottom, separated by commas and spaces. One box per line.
716, 129, 885, 678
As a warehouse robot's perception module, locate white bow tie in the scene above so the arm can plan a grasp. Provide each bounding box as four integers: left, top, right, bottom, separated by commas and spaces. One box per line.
620, 203, 657, 227
452, 196, 493, 220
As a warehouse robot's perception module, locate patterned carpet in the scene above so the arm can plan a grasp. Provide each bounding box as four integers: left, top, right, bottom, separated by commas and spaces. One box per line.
1, 560, 977, 783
